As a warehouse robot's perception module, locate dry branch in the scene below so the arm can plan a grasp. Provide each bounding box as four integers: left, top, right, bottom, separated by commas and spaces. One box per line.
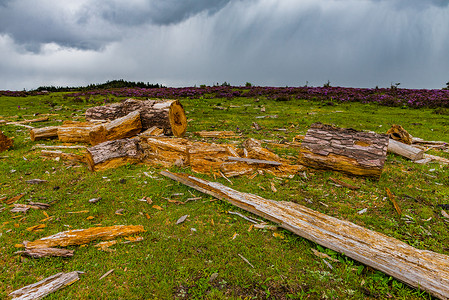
16, 247, 74, 258
298, 123, 389, 178
9, 271, 81, 300
25, 225, 145, 249
161, 170, 449, 300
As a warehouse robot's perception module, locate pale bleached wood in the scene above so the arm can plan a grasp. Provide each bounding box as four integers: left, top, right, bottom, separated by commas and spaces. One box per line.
388, 139, 424, 161
26, 225, 145, 249
16, 247, 74, 258
9, 271, 81, 300
161, 170, 449, 300
30, 126, 59, 141
226, 156, 282, 166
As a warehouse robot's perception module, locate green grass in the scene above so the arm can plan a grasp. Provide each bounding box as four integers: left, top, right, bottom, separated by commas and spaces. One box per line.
1, 93, 448, 299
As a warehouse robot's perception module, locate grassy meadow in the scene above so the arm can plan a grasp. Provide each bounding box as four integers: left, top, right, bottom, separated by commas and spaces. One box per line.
0, 89, 448, 299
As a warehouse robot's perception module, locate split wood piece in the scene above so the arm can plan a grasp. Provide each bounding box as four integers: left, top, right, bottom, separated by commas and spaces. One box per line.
89, 110, 142, 145
386, 188, 402, 215
30, 126, 59, 141
57, 121, 97, 143
139, 126, 165, 137
412, 137, 448, 147
15, 247, 74, 258
85, 98, 187, 136
387, 139, 424, 161
32, 144, 87, 150
298, 123, 389, 178
86, 138, 143, 171
226, 156, 282, 166
9, 271, 81, 300
387, 124, 412, 144
8, 116, 49, 125
161, 170, 449, 300
25, 225, 145, 249
41, 150, 86, 163
0, 130, 14, 152
194, 131, 239, 138
328, 177, 360, 190
422, 154, 449, 164
243, 138, 282, 161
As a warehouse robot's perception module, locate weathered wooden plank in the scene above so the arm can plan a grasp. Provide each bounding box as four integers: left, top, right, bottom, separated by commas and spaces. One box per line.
161, 170, 449, 300
9, 271, 81, 300
25, 225, 145, 249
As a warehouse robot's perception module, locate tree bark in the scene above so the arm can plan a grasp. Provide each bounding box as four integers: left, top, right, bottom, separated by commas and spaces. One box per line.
86, 138, 143, 171
298, 123, 389, 178
0, 130, 13, 152
387, 139, 424, 161
162, 170, 449, 300
89, 111, 142, 145
387, 124, 412, 144
85, 98, 187, 137
30, 126, 59, 141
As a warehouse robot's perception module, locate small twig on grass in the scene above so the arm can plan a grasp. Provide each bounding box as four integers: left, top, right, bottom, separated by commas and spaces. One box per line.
99, 269, 114, 280
386, 188, 402, 215
228, 211, 260, 224
238, 254, 255, 269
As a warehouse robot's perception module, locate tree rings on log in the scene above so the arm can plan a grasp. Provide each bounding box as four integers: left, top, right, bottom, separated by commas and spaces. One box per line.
298, 123, 389, 177
85, 99, 187, 137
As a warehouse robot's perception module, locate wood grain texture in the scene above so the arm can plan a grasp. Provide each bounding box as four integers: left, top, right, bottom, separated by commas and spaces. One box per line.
161, 170, 449, 300
89, 110, 142, 145
30, 126, 59, 141
388, 139, 424, 161
298, 123, 389, 177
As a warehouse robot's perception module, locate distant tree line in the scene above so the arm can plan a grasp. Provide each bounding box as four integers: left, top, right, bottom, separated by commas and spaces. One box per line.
33, 79, 165, 92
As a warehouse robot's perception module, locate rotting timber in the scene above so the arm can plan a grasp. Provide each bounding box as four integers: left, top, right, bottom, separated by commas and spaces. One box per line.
161, 170, 449, 300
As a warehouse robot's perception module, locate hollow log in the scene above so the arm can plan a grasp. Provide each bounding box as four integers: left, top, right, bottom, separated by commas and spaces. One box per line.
30, 126, 59, 141
89, 111, 142, 145
162, 170, 449, 300
86, 138, 143, 171
388, 139, 424, 161
85, 98, 187, 137
0, 130, 13, 152
9, 271, 81, 300
25, 225, 145, 249
298, 123, 389, 177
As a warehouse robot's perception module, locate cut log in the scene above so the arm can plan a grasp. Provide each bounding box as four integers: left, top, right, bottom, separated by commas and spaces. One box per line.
9, 271, 81, 300
25, 225, 145, 249
30, 126, 59, 141
298, 123, 389, 177
0, 130, 14, 152
89, 111, 142, 145
57, 121, 96, 143
161, 170, 449, 300
86, 138, 143, 171
388, 139, 424, 161
387, 124, 412, 144
16, 247, 74, 258
85, 99, 187, 137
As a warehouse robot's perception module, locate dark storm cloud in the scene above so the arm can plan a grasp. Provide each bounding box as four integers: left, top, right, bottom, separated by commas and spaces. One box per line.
0, 0, 232, 52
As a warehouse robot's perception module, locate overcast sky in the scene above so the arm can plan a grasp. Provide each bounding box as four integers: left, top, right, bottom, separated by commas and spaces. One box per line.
1, 0, 449, 90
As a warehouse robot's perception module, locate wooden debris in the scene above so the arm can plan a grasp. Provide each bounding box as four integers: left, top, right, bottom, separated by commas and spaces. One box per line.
32, 144, 87, 150
26, 179, 47, 184
194, 131, 238, 138
421, 154, 449, 164
0, 130, 14, 152
40, 150, 86, 163
30, 126, 59, 141
25, 225, 145, 249
311, 248, 340, 263
57, 121, 97, 143
238, 253, 255, 268
161, 170, 449, 300
85, 98, 187, 136
99, 269, 114, 280
387, 139, 424, 161
387, 124, 412, 144
9, 271, 81, 300
252, 122, 262, 131
298, 123, 389, 178
386, 188, 402, 215
86, 138, 143, 171
16, 247, 74, 258
26, 224, 46, 232
328, 177, 360, 190
5, 194, 25, 205
9, 116, 49, 125
226, 156, 282, 166
139, 126, 164, 137
95, 240, 117, 252
176, 214, 189, 224
228, 211, 259, 224
89, 111, 142, 145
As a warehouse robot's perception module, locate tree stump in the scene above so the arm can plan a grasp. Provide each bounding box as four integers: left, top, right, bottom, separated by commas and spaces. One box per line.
0, 130, 13, 152
85, 99, 187, 137
298, 123, 389, 177
86, 138, 143, 171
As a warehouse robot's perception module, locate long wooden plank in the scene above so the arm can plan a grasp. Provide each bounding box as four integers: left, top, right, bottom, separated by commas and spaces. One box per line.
161, 170, 449, 300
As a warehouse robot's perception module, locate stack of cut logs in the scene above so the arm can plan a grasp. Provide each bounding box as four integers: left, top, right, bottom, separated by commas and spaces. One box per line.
28, 98, 448, 178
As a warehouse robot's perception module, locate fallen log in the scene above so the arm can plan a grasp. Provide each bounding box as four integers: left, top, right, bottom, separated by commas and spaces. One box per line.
25, 225, 145, 249
16, 247, 74, 258
89, 110, 142, 145
161, 170, 449, 300
86, 138, 143, 171
9, 271, 81, 300
298, 123, 389, 177
85, 98, 187, 137
388, 139, 424, 161
30, 126, 59, 141
0, 130, 14, 152
57, 121, 96, 143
